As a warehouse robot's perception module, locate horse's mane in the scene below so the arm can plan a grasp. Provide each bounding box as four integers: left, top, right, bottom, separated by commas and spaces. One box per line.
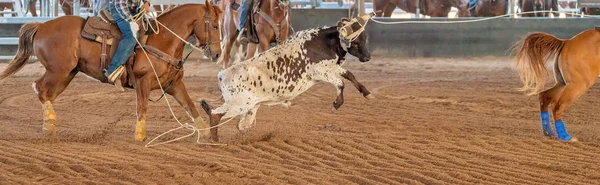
157, 3, 222, 21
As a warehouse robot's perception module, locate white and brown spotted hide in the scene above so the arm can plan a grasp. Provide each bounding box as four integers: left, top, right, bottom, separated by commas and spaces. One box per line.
211, 26, 365, 132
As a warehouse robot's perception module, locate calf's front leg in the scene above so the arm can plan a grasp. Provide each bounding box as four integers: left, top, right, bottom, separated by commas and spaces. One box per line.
341, 70, 372, 98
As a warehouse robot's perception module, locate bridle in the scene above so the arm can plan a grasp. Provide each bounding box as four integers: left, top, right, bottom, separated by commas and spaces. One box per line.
193, 6, 222, 61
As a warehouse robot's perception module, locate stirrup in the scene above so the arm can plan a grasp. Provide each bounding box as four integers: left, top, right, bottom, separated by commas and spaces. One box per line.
237, 28, 250, 45
105, 66, 125, 91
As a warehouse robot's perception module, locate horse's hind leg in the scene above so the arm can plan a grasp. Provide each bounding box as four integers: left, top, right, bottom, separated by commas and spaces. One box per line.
538, 84, 564, 137
538, 58, 567, 137
34, 69, 78, 136
551, 82, 590, 141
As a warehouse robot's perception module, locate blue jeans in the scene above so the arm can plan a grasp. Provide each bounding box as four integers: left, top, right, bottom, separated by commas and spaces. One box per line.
106, 3, 136, 75
239, 0, 252, 29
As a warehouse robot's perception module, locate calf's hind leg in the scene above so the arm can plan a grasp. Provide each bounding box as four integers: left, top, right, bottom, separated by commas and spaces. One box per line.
200, 100, 224, 142
238, 105, 259, 132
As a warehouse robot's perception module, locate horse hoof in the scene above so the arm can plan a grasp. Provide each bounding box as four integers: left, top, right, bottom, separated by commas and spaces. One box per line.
135, 133, 146, 142
543, 130, 555, 137
42, 121, 56, 136
135, 120, 146, 142
566, 137, 578, 142
195, 117, 210, 137
365, 94, 376, 100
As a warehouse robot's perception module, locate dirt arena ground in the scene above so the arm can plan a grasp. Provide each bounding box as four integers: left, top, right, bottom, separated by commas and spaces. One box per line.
1, 56, 600, 184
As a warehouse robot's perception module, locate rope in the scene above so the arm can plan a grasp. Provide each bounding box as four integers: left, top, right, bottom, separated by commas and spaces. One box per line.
369, 10, 600, 25
155, 20, 206, 52
124, 16, 230, 148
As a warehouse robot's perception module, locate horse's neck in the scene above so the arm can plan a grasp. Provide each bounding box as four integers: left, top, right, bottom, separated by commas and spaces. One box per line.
146, 17, 194, 59
262, 0, 286, 20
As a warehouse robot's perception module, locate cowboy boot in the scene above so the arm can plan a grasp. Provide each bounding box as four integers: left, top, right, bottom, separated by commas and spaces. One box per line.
104, 66, 125, 91
237, 28, 250, 45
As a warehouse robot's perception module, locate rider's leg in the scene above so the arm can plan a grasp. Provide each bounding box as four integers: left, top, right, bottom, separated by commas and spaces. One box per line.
105, 3, 136, 86
236, 0, 252, 44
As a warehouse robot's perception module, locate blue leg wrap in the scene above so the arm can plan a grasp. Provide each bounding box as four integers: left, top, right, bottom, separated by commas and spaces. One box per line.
540, 112, 554, 136
554, 120, 573, 141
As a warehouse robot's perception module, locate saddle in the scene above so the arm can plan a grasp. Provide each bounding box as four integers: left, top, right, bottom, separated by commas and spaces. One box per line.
80, 9, 180, 86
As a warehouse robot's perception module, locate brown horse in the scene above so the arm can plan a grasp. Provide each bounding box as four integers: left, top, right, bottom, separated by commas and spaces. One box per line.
513, 29, 600, 142
470, 0, 507, 17
373, 0, 471, 17
518, 0, 558, 17
218, 0, 290, 68
0, 2, 222, 141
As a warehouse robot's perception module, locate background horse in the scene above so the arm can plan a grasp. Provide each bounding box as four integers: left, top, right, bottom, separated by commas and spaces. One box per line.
513, 29, 600, 142
0, 3, 222, 141
518, 0, 558, 17
470, 0, 507, 17
373, 0, 470, 17
582, 7, 600, 15
218, 0, 291, 68
57, 0, 91, 15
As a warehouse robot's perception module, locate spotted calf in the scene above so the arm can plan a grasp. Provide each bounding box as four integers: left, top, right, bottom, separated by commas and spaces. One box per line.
201, 14, 375, 141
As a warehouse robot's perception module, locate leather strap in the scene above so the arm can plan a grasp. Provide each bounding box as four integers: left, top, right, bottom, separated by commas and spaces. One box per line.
101, 33, 108, 70
257, 11, 281, 44
142, 45, 181, 68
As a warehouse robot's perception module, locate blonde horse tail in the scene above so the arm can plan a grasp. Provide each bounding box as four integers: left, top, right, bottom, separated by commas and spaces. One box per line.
514, 32, 566, 96
0, 22, 41, 80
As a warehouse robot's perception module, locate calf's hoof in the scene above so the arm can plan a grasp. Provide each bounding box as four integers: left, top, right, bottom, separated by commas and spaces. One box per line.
332, 101, 342, 110
365, 94, 376, 100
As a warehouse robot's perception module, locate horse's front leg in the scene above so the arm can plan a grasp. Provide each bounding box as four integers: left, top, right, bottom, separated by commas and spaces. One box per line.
166, 79, 210, 136
341, 70, 372, 99
134, 76, 151, 141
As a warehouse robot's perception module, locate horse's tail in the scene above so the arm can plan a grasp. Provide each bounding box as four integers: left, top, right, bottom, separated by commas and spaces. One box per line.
0, 22, 40, 80
513, 32, 566, 96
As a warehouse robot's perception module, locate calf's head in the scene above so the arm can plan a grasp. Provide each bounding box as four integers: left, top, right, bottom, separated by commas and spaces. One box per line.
337, 13, 375, 62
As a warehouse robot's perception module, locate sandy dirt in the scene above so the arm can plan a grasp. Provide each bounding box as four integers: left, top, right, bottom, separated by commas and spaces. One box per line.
1, 56, 600, 184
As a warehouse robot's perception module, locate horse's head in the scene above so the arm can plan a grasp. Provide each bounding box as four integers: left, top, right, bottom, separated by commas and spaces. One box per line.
337, 13, 375, 62
194, 0, 222, 61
